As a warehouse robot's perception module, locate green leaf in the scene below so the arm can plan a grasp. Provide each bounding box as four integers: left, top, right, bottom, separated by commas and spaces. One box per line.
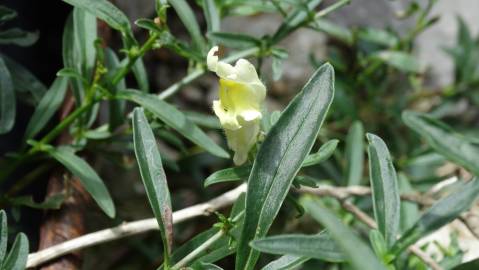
391, 178, 479, 254
369, 229, 388, 258
24, 77, 68, 140
261, 254, 309, 270
272, 0, 322, 43
203, 139, 339, 187
1, 54, 47, 103
0, 210, 7, 265
251, 232, 344, 262
272, 55, 284, 81
132, 108, 173, 259
132, 59, 149, 92
0, 58, 15, 134
104, 47, 126, 129
62, 13, 84, 104
7, 193, 65, 210
236, 63, 334, 270
204, 166, 250, 187
203, 0, 220, 34
135, 19, 162, 33
168, 0, 206, 52
302, 139, 339, 167
0, 28, 38, 47
367, 133, 400, 248
2, 233, 28, 270
346, 121, 364, 186
117, 89, 229, 159
207, 32, 259, 49
47, 147, 115, 218
358, 28, 398, 47
197, 263, 224, 270
0, 6, 17, 23
73, 7, 97, 78
302, 197, 388, 270
402, 111, 479, 176
62, 0, 131, 35
373, 51, 423, 73
184, 111, 221, 129
398, 173, 419, 233
312, 19, 353, 45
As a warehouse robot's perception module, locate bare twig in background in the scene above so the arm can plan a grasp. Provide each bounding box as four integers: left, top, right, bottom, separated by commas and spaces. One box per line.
27, 184, 247, 268
340, 200, 443, 270
29, 179, 466, 269
299, 185, 436, 206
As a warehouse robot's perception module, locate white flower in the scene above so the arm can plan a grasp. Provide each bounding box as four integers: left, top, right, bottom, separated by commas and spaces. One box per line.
207, 46, 266, 165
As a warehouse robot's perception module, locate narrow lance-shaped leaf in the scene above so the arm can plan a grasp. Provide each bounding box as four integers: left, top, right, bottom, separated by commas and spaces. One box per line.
2, 233, 29, 270
73, 7, 97, 78
373, 51, 423, 73
132, 59, 149, 92
1, 54, 47, 102
132, 108, 173, 259
62, 0, 131, 35
0, 58, 15, 134
0, 6, 17, 23
345, 121, 364, 186
117, 89, 229, 159
261, 254, 309, 270
204, 139, 338, 187
24, 77, 68, 140
0, 210, 7, 265
272, 0, 322, 43
62, 13, 83, 104
207, 32, 260, 49
203, 0, 220, 34
0, 28, 39, 47
398, 173, 419, 233
250, 232, 344, 262
198, 263, 224, 270
302, 197, 388, 270
367, 133, 400, 248
47, 147, 115, 218
391, 178, 479, 254
236, 63, 335, 270
168, 0, 206, 52
104, 48, 126, 129
402, 111, 479, 176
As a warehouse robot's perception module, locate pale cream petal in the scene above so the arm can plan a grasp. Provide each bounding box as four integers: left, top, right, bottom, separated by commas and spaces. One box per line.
239, 109, 262, 122
234, 59, 260, 82
225, 120, 260, 165
207, 46, 219, 72
212, 100, 241, 130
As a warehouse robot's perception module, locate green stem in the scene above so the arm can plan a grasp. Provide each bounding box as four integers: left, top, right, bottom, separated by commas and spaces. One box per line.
169, 211, 244, 269
170, 230, 224, 270
111, 33, 159, 86
28, 102, 96, 154
314, 0, 351, 20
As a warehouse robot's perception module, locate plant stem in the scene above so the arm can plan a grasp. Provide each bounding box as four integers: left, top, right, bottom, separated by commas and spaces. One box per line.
111, 33, 159, 86
170, 230, 224, 270
314, 0, 351, 20
158, 47, 259, 100
29, 102, 95, 154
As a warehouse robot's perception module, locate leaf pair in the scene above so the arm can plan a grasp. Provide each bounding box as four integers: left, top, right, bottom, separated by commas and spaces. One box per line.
0, 211, 29, 270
